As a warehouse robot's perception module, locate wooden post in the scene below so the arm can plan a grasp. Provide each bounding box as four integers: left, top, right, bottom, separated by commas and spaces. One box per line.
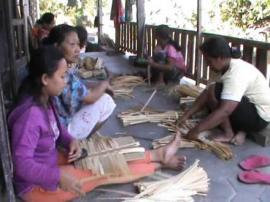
97, 0, 103, 45
195, 0, 202, 85
136, 0, 145, 59
23, 0, 30, 61
0, 2, 16, 201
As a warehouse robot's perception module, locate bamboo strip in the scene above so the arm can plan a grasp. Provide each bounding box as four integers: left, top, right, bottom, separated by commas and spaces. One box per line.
140, 89, 157, 112
118, 108, 183, 127
75, 134, 145, 177
123, 160, 209, 202
110, 75, 145, 98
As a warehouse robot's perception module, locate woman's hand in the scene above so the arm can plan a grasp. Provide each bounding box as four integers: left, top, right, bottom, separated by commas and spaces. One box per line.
59, 168, 85, 196
68, 140, 81, 163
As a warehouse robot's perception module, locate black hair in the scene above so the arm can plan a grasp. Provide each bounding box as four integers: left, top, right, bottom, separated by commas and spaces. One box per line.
155, 24, 182, 52
200, 36, 241, 59
39, 12, 55, 25
43, 24, 76, 45
16, 46, 64, 103
75, 25, 88, 48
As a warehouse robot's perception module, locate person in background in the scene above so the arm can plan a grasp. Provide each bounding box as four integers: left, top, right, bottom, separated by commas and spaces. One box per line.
75, 25, 101, 53
44, 24, 116, 139
32, 12, 56, 45
8, 46, 186, 202
148, 24, 186, 85
179, 36, 270, 145
75, 25, 88, 53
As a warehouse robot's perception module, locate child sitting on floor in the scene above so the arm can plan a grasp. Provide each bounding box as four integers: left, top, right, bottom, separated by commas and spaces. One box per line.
8, 46, 186, 202
148, 24, 186, 85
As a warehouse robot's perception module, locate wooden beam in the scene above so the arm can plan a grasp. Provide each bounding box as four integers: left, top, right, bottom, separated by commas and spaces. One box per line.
0, 1, 16, 201
136, 0, 145, 58
97, 0, 103, 45
195, 0, 202, 84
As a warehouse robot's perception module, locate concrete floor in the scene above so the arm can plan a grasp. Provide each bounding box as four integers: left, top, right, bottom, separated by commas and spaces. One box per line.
2, 52, 269, 202
73, 52, 270, 202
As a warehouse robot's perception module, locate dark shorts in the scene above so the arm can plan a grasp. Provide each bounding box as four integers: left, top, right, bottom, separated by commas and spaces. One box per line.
151, 67, 182, 83
151, 52, 182, 83
215, 82, 268, 133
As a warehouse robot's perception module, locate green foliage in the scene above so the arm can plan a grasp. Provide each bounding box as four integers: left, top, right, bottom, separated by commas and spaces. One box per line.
220, 0, 270, 29
39, 0, 109, 26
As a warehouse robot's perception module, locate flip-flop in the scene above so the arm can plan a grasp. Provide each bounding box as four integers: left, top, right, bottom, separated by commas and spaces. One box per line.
238, 170, 270, 184
239, 155, 270, 170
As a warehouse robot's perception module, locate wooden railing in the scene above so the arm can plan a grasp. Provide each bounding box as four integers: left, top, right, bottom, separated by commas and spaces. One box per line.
118, 22, 270, 84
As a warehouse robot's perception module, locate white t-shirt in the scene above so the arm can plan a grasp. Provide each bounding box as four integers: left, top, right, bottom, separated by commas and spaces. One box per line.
219, 58, 270, 122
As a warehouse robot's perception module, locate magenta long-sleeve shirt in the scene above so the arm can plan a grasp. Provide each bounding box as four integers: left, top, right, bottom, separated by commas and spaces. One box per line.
8, 97, 73, 197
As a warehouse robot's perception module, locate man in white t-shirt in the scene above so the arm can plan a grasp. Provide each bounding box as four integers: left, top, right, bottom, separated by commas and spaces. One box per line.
179, 37, 270, 145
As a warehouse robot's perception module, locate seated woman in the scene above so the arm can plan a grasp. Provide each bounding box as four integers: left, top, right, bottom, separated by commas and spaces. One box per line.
148, 25, 186, 85
8, 46, 186, 202
44, 24, 116, 139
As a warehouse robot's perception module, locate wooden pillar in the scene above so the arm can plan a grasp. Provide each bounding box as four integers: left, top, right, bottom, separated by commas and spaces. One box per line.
23, 0, 30, 61
195, 0, 202, 84
97, 0, 103, 45
136, 0, 145, 58
0, 0, 16, 201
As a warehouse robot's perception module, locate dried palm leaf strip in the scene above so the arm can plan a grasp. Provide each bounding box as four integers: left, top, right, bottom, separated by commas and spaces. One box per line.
153, 133, 233, 160
74, 134, 145, 177
123, 160, 209, 202
110, 76, 145, 98
118, 108, 183, 127
111, 75, 145, 88
175, 84, 204, 98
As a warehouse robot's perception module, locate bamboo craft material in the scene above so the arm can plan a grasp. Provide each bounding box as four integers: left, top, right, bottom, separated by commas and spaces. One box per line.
172, 84, 204, 98
153, 134, 233, 160
74, 134, 145, 176
78, 57, 107, 79
156, 121, 233, 160
140, 89, 157, 112
124, 160, 209, 202
110, 75, 145, 98
118, 108, 183, 127
147, 64, 151, 85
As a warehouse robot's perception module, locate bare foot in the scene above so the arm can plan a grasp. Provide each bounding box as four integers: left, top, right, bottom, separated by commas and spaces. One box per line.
231, 131, 246, 145
157, 132, 186, 169
210, 132, 234, 143
163, 155, 186, 170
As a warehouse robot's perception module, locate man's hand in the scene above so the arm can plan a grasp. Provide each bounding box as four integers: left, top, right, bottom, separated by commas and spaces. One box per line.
185, 128, 199, 140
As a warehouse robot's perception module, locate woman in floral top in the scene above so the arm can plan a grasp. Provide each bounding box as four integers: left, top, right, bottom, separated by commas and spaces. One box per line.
45, 24, 116, 139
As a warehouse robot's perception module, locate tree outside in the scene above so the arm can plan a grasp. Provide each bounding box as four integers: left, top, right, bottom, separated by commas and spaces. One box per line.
39, 0, 270, 42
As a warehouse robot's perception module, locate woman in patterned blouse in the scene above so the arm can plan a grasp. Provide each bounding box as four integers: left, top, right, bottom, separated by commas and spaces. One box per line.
44, 24, 116, 139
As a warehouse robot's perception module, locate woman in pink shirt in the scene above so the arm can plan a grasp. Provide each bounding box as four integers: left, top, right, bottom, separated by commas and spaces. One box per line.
148, 25, 186, 85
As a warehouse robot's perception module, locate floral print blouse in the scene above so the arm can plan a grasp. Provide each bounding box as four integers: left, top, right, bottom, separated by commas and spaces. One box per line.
54, 67, 89, 126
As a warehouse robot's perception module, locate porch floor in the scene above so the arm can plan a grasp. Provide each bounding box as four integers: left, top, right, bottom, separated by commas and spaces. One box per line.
70, 51, 270, 202
9, 51, 269, 202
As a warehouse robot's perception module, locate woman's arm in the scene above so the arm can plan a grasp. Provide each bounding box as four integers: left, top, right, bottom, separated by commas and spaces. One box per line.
82, 80, 111, 104
12, 108, 60, 190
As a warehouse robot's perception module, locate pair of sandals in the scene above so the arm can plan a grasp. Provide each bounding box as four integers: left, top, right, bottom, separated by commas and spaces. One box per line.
238, 155, 270, 184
